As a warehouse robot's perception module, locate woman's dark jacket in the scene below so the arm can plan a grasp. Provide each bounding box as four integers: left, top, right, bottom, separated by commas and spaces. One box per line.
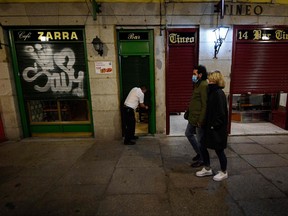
202, 84, 228, 150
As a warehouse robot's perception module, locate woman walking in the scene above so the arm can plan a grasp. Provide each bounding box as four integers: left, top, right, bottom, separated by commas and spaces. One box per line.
195, 71, 228, 181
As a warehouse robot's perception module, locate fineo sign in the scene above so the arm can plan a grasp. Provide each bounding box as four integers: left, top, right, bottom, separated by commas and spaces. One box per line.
215, 3, 264, 16
169, 32, 195, 44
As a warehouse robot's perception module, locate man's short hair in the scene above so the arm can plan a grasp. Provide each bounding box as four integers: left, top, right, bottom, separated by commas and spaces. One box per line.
140, 85, 147, 92
194, 65, 207, 80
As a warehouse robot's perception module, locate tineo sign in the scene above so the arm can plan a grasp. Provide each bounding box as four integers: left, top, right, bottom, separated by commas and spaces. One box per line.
169, 32, 195, 44
215, 3, 264, 16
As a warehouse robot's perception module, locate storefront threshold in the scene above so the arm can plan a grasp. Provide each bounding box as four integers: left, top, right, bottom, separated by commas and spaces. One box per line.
32, 132, 93, 138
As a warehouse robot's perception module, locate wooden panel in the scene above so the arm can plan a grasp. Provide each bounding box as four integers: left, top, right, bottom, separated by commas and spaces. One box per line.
119, 41, 150, 55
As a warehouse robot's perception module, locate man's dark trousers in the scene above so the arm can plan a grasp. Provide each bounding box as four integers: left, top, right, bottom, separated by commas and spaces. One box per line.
123, 106, 135, 142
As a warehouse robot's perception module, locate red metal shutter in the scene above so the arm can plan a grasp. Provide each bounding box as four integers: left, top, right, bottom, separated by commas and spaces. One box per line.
231, 26, 288, 94
166, 29, 198, 113
167, 46, 196, 112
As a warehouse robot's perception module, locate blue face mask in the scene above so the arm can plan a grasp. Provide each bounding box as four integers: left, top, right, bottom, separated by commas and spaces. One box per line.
192, 75, 198, 83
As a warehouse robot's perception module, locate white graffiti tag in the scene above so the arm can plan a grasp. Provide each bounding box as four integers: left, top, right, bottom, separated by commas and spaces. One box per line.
22, 44, 84, 97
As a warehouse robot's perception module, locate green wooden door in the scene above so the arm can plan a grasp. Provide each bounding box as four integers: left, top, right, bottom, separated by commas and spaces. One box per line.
118, 30, 155, 134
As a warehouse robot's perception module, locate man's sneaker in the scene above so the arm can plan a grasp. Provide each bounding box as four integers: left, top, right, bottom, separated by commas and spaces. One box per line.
191, 161, 204, 168
196, 167, 213, 177
213, 171, 228, 181
124, 140, 136, 145
192, 154, 200, 161
132, 136, 139, 140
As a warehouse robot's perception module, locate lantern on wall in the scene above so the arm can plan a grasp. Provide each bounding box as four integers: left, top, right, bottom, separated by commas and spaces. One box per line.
213, 26, 229, 59
92, 36, 104, 56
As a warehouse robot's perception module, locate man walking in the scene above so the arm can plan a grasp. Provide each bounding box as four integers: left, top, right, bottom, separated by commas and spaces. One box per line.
185, 65, 208, 167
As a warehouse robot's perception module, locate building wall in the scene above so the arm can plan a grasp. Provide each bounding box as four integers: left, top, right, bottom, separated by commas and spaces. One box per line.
0, 1, 288, 140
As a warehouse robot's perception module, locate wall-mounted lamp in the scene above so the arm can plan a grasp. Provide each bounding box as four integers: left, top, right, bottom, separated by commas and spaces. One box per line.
92, 36, 104, 56
213, 26, 229, 59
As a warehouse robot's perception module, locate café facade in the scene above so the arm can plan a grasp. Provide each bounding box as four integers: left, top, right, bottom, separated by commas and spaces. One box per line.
0, 0, 288, 141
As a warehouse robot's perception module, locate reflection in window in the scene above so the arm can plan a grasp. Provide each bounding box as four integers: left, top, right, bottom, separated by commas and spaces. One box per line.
28, 100, 89, 123
60, 100, 89, 121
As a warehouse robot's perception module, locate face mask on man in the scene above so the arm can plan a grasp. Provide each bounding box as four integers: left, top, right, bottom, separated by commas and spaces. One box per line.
192, 75, 198, 83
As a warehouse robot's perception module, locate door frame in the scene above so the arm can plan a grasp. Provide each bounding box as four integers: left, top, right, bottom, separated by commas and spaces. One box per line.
117, 29, 156, 134
9, 26, 94, 137
229, 25, 288, 131
165, 27, 199, 134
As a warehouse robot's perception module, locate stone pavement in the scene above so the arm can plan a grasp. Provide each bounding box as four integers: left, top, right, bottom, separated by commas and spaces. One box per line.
0, 135, 287, 216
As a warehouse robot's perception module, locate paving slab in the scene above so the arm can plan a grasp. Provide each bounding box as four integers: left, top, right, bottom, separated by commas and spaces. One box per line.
227, 174, 286, 201
238, 199, 288, 216
122, 144, 161, 157
117, 154, 162, 168
56, 160, 117, 185
228, 136, 256, 144
106, 167, 167, 194
79, 144, 124, 161
160, 142, 194, 158
249, 136, 285, 145
261, 143, 288, 154
27, 184, 104, 216
281, 153, 288, 160
169, 187, 244, 216
258, 167, 288, 194
227, 157, 257, 175
229, 143, 272, 154
96, 194, 171, 216
241, 154, 288, 167
168, 172, 212, 189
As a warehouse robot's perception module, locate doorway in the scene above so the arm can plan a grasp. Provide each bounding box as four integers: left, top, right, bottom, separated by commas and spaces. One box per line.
166, 28, 199, 134
230, 25, 288, 132
117, 29, 156, 136
121, 55, 150, 135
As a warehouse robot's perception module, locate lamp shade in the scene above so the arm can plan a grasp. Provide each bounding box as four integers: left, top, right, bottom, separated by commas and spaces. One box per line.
92, 36, 104, 56
214, 26, 229, 41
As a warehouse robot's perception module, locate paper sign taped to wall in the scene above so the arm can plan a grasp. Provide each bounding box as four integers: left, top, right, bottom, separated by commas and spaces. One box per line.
95, 61, 113, 74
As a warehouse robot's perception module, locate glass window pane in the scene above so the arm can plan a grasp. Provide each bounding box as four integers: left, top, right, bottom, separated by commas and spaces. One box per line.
60, 100, 89, 121
28, 100, 59, 122
28, 100, 89, 123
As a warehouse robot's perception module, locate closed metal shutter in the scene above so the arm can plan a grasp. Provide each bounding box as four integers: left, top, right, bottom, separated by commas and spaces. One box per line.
231, 26, 288, 94
230, 25, 288, 130
166, 29, 198, 113
167, 46, 196, 112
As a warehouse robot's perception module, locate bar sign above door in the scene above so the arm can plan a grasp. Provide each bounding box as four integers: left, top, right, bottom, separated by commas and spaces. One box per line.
119, 32, 149, 41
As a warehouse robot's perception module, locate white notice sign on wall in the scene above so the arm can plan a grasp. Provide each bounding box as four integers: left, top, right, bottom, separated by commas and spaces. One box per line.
95, 61, 113, 74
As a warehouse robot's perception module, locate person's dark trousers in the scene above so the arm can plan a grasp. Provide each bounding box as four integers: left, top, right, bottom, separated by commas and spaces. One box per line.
123, 106, 136, 142
200, 144, 210, 167
215, 149, 227, 171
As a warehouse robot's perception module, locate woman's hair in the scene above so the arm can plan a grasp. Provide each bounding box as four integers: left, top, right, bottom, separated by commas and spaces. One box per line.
208, 70, 225, 88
